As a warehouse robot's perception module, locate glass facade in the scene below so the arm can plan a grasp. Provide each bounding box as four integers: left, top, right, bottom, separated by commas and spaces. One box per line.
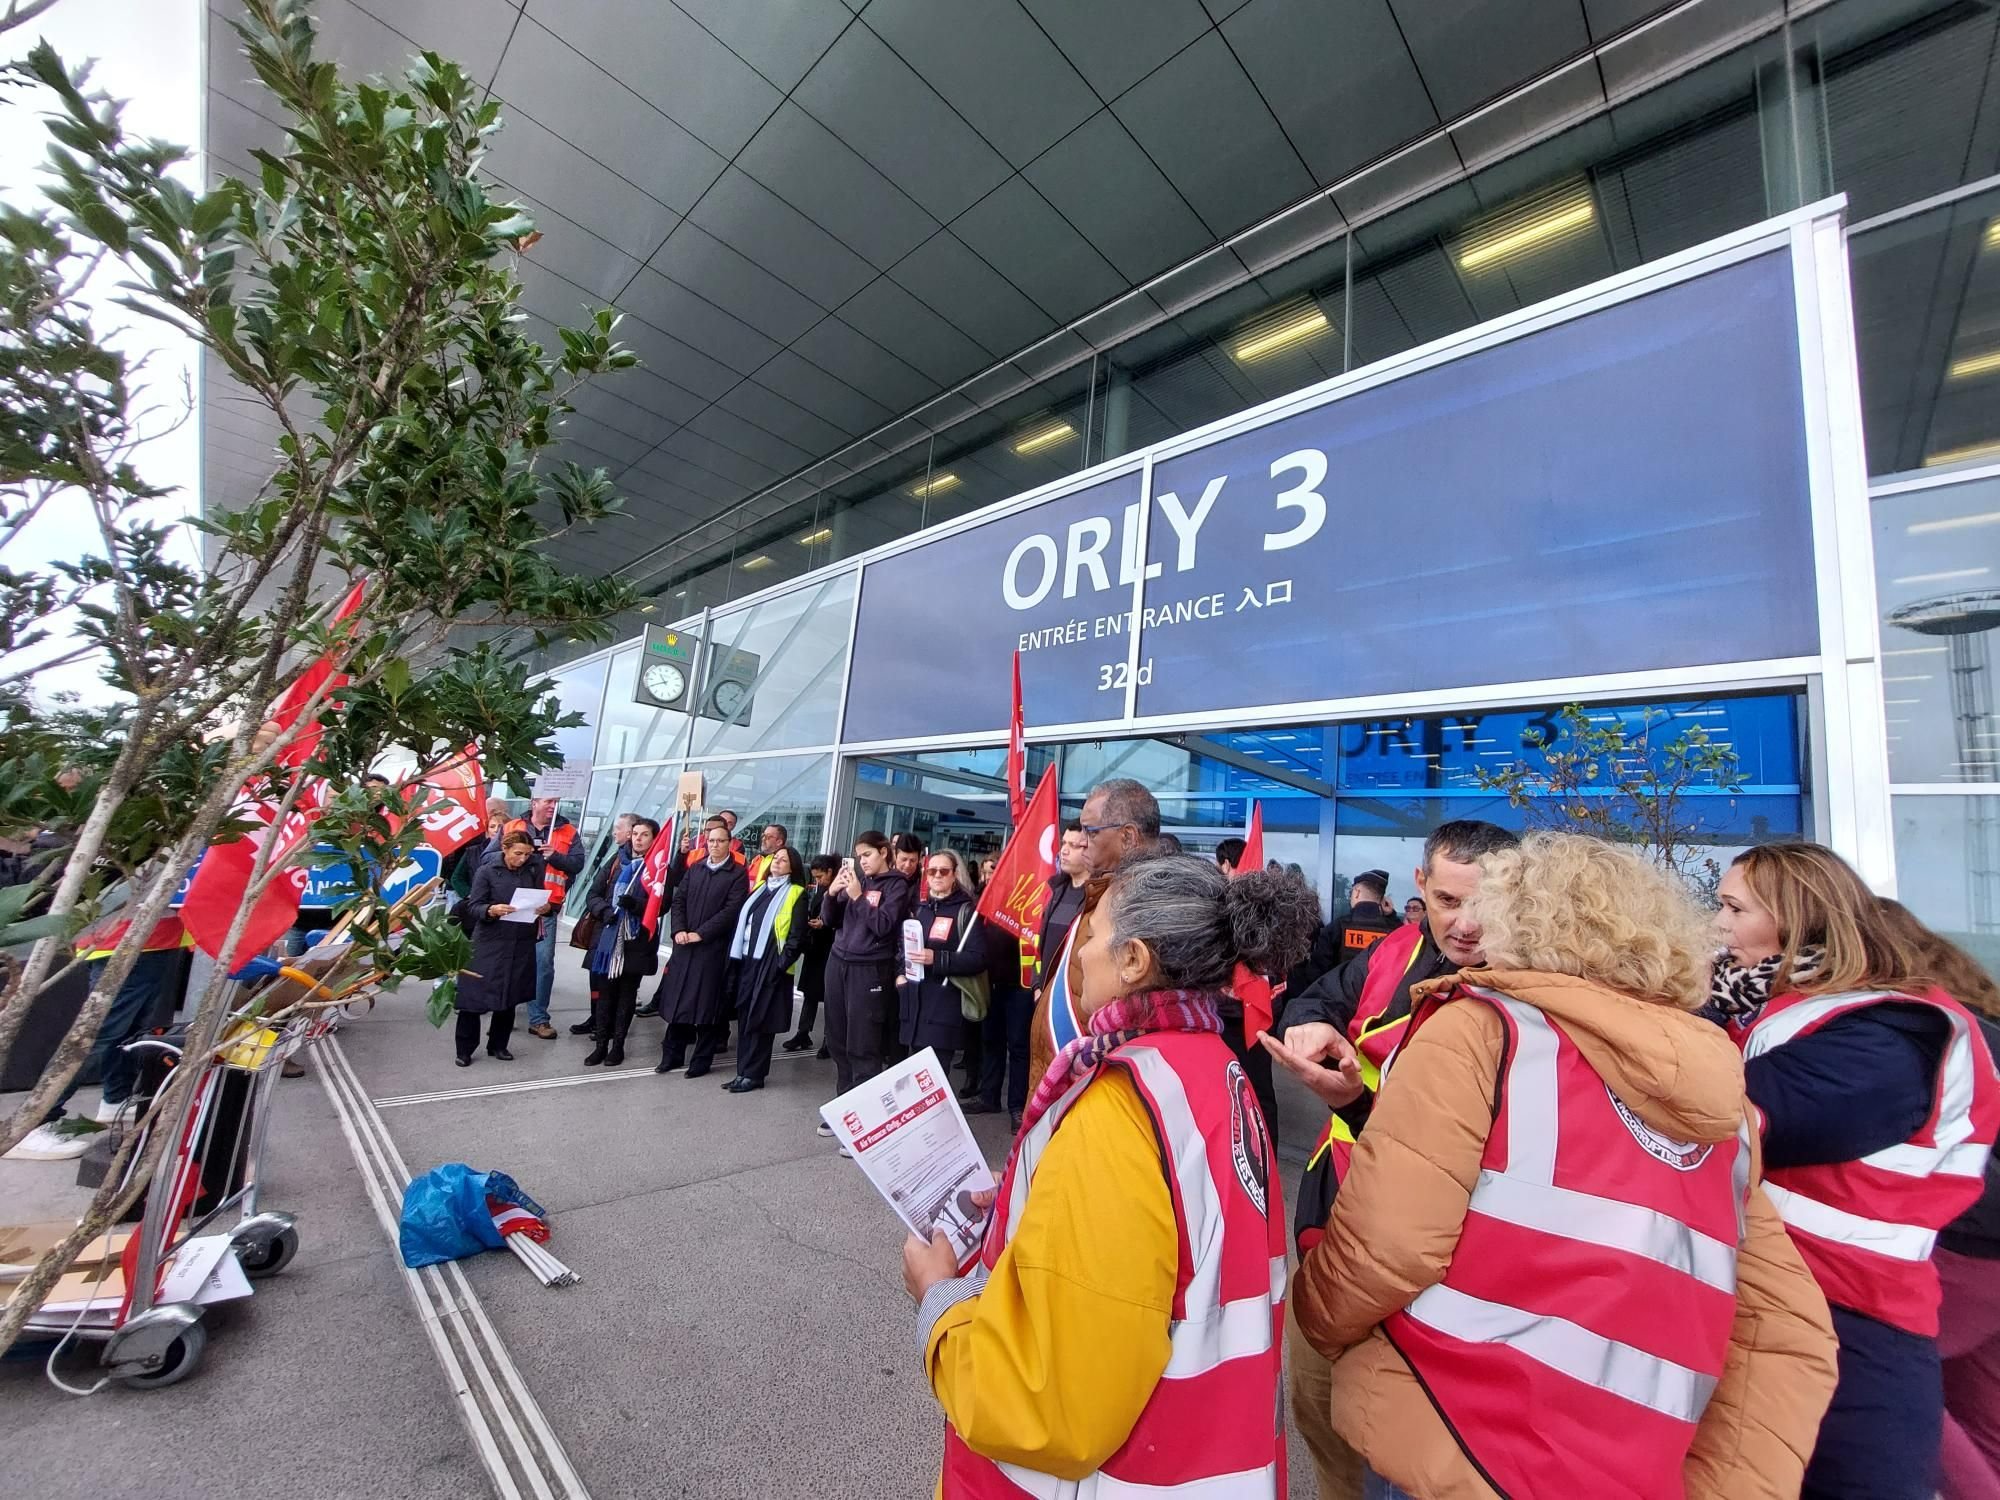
523, 0, 1997, 951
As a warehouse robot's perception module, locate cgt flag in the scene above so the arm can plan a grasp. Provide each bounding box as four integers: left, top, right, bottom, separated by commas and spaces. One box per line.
408, 747, 488, 858
181, 579, 365, 970
640, 812, 681, 937
975, 766, 1059, 988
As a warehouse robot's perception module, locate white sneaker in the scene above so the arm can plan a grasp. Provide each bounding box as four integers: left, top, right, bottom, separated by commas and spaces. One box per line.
815, 1121, 834, 1138
93, 1097, 133, 1124
836, 1144, 852, 1158
5, 1119, 106, 1161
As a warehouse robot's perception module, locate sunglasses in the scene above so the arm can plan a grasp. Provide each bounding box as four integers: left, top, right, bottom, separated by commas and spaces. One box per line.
925, 864, 955, 876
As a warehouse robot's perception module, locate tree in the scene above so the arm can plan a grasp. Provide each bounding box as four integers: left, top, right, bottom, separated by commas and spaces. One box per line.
1474, 703, 1744, 892
0, 0, 641, 1350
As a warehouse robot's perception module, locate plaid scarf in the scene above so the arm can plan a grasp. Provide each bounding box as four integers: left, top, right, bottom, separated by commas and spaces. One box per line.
1702, 945, 1825, 1026
1020, 987, 1224, 1138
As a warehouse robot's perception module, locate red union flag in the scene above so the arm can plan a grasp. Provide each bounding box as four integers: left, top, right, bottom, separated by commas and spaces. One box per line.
975, 768, 1060, 987
640, 812, 680, 936
409, 747, 487, 858
1230, 800, 1276, 1039
181, 580, 366, 970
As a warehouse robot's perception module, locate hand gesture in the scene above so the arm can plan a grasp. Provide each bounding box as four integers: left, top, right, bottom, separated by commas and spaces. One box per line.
1258, 1027, 1364, 1109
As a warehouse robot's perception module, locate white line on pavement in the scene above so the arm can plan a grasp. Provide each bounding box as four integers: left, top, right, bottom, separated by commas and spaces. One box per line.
373, 1046, 818, 1108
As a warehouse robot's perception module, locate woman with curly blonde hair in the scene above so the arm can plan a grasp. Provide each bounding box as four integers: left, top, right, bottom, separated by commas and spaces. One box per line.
1292, 832, 1837, 1500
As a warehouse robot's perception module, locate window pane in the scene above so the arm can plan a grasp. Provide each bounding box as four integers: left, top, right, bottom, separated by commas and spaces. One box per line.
1892, 795, 2000, 979
687, 753, 834, 858
544, 656, 608, 767
1850, 184, 2000, 477
595, 646, 695, 766
1874, 472, 2000, 784
686, 571, 856, 758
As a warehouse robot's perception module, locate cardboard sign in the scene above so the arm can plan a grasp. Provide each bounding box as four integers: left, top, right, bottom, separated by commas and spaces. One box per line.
676, 770, 705, 814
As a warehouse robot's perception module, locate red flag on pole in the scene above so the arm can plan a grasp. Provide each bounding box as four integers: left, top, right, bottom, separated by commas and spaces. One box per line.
1006, 649, 1027, 827
976, 767, 1060, 987
640, 812, 680, 937
1231, 800, 1277, 1039
409, 747, 488, 859
181, 580, 366, 970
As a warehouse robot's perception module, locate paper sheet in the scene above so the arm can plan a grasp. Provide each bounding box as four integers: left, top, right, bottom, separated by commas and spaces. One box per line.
820, 1047, 992, 1265
502, 887, 545, 923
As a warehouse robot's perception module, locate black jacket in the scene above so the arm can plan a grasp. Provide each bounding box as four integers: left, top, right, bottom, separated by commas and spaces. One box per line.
1034, 873, 1086, 989
583, 852, 659, 979
825, 869, 915, 964
899, 891, 988, 1053
1295, 901, 1400, 993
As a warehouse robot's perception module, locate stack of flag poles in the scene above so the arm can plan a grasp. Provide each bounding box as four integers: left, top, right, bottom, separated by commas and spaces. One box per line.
489, 1200, 578, 1288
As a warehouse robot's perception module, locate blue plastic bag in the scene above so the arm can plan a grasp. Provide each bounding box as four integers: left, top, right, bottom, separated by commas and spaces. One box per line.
398, 1164, 546, 1268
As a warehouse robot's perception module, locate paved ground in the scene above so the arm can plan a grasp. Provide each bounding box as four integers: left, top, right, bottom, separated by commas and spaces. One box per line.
2, 964, 1323, 1498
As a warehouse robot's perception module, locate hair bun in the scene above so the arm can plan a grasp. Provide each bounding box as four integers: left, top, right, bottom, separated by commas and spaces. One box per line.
1222, 868, 1319, 976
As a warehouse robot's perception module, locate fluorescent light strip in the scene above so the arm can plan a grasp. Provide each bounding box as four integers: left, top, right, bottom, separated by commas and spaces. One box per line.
1455, 191, 1597, 271
1893, 567, 1991, 584
907, 472, 961, 500
1883, 645, 1948, 655
739, 555, 773, 572
797, 527, 833, 546
1011, 420, 1076, 456
1950, 349, 2000, 382
1231, 305, 1332, 363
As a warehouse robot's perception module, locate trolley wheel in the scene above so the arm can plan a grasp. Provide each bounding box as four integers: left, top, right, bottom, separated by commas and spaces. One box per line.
117, 1319, 206, 1391
237, 1226, 298, 1279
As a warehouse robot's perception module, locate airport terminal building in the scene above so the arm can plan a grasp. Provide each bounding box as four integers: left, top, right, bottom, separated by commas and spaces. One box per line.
201, 0, 2000, 961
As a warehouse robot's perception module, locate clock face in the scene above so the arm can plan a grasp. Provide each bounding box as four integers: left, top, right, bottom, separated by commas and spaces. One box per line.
642, 662, 685, 703
711, 678, 749, 718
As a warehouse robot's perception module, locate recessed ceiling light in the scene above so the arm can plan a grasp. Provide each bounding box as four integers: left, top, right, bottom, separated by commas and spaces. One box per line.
907, 472, 961, 499
1231, 302, 1332, 363
639, 603, 656, 613
739, 555, 773, 571
1948, 349, 2000, 381
797, 528, 833, 546
1011, 419, 1076, 456
1454, 181, 1597, 271
1893, 567, 1991, 584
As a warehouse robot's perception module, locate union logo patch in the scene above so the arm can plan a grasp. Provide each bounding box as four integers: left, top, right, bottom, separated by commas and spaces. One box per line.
1607, 1086, 1713, 1171
1227, 1060, 1271, 1215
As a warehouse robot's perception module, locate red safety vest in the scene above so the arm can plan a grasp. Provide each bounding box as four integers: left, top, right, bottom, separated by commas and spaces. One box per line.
75, 911, 191, 959
1385, 984, 1750, 1500
1733, 988, 2000, 1337
506, 818, 578, 901
942, 1031, 1288, 1499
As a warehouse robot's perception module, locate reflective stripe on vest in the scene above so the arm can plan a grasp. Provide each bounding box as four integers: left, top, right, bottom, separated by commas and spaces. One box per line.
1303, 928, 1428, 1178
948, 1032, 1287, 1499
1738, 988, 2000, 1335
507, 819, 578, 900
1384, 988, 1747, 1500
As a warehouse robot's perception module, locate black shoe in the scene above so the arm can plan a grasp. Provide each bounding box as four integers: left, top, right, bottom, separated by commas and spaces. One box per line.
815, 1045, 830, 1060
569, 1019, 594, 1035
634, 1003, 659, 1019
455, 1055, 473, 1068
488, 1047, 514, 1061
684, 1062, 712, 1080
583, 1044, 607, 1067
781, 1035, 812, 1052
727, 1077, 764, 1093
605, 1042, 625, 1068
964, 1098, 1001, 1115
722, 1075, 744, 1091
655, 1055, 684, 1074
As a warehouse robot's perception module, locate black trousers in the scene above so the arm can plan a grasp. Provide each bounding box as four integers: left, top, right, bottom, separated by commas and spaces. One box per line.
978, 984, 1033, 1111
791, 952, 828, 1040
455, 1007, 515, 1058
662, 1021, 727, 1071
593, 967, 644, 1044
823, 954, 896, 1094
737, 1029, 776, 1082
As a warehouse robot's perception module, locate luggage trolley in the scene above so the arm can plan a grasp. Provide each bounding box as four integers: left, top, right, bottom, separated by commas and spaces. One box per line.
20, 961, 347, 1391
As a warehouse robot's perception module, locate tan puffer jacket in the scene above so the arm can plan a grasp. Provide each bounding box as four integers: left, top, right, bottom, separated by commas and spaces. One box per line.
1290, 969, 1838, 1500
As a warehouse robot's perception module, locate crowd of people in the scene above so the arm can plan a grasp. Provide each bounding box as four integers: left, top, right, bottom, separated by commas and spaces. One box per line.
439, 780, 2000, 1499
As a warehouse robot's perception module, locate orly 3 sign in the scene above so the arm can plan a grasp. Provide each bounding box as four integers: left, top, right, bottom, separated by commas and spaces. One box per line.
842, 250, 1819, 744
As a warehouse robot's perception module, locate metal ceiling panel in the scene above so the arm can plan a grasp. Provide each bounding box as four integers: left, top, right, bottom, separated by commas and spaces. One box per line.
554, 413, 653, 468
1387, 0, 1590, 120
793, 22, 1012, 221
716, 381, 855, 453
346, 0, 522, 84
1010, 329, 1093, 382
1583, 0, 1679, 43
1452, 54, 1607, 174
660, 430, 782, 489
684, 407, 814, 474
491, 17, 726, 216
1017, 0, 1212, 101
863, 0, 1098, 167
591, 367, 709, 428
1231, 191, 1346, 275
643, 222, 825, 345
1200, 0, 1254, 24
1111, 31, 1316, 238
886, 230, 1053, 359
488, 177, 644, 302
1332, 132, 1464, 229
603, 315, 743, 403
685, 167, 876, 312
950, 175, 1125, 324
753, 350, 897, 435
835, 277, 991, 386
481, 110, 683, 255
735, 102, 940, 272
509, 258, 614, 332
633, 451, 740, 504
1223, 0, 1438, 185
616, 266, 782, 378
523, 0, 781, 157
1025, 111, 1211, 281
669, 0, 855, 92
790, 318, 938, 414
568, 381, 686, 446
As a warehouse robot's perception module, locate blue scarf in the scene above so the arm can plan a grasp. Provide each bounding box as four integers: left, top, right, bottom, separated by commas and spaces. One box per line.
731, 877, 793, 961
589, 852, 644, 977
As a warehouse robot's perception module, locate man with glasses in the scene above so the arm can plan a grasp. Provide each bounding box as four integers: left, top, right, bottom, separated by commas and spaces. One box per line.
1026, 779, 1161, 1088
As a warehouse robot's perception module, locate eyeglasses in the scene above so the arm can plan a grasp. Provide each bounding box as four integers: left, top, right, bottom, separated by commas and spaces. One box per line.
925, 865, 955, 877
1078, 821, 1133, 838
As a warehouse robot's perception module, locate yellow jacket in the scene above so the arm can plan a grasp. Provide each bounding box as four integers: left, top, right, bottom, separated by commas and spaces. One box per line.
923, 1069, 1179, 1489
